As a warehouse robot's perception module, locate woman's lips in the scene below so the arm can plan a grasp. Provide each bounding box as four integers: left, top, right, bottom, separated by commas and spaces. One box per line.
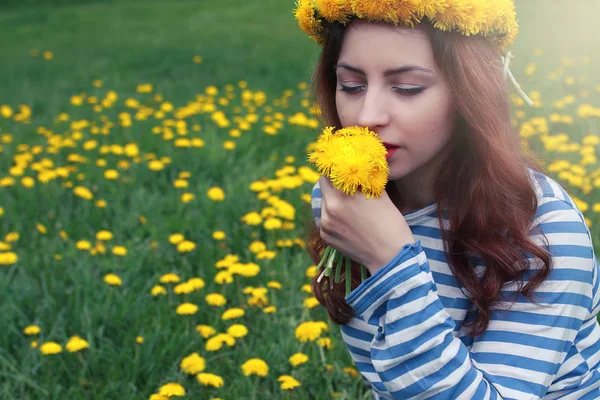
385, 147, 400, 160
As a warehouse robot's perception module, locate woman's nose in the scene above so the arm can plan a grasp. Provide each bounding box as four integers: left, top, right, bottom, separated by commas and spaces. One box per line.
356, 87, 390, 129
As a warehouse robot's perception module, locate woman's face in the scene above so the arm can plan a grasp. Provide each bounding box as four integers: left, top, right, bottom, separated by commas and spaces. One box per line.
335, 20, 457, 182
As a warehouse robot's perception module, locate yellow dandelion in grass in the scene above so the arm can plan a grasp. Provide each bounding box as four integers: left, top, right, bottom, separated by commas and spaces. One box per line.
4, 233, 18, 243
212, 231, 226, 240
197, 373, 224, 388
159, 272, 180, 283
248, 241, 266, 253
205, 333, 236, 351
36, 223, 47, 234
96, 230, 113, 241
66, 335, 89, 352
278, 375, 301, 390
104, 273, 122, 286
343, 366, 358, 377
95, 199, 107, 208
241, 358, 269, 377
180, 352, 206, 375
0, 252, 18, 265
207, 187, 225, 201
168, 233, 184, 244
196, 325, 216, 338
295, 321, 328, 342
289, 352, 309, 367
136, 336, 144, 344
75, 240, 92, 250
174, 282, 194, 294
226, 324, 248, 338
158, 382, 185, 397
205, 293, 227, 307
73, 186, 93, 200
263, 306, 276, 313
214, 271, 233, 285
112, 246, 127, 256
318, 337, 333, 349
176, 303, 198, 315
303, 296, 320, 309
221, 307, 244, 320
151, 285, 168, 296
267, 281, 282, 290
241, 211, 262, 225
149, 394, 168, 400
0, 207, 3, 216
23, 325, 41, 335
31, 340, 38, 349
187, 277, 205, 290
177, 240, 196, 253
181, 193, 195, 203
40, 341, 62, 355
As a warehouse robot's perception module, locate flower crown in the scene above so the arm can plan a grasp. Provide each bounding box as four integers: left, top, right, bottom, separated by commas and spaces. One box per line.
294, 0, 533, 106
294, 0, 519, 50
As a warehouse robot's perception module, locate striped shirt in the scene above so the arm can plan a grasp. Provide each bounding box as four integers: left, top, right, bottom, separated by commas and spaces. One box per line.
310, 168, 600, 399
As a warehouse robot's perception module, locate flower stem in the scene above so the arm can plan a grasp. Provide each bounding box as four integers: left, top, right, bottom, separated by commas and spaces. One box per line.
361, 265, 368, 282
345, 255, 352, 296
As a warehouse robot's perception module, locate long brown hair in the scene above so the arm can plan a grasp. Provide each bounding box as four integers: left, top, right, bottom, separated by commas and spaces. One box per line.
305, 18, 553, 337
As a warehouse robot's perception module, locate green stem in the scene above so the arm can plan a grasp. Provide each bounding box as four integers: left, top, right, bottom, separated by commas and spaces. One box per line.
345, 255, 351, 296
361, 265, 368, 282
334, 254, 342, 284
324, 248, 337, 277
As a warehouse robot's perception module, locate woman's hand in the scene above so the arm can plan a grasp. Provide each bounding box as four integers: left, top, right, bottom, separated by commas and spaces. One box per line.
318, 176, 416, 275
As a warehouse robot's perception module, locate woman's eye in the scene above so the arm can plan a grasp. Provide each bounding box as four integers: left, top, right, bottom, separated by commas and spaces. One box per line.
338, 84, 363, 93
393, 86, 425, 95
338, 84, 425, 95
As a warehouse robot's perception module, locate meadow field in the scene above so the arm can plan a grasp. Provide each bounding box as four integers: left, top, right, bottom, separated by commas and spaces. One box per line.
0, 0, 599, 398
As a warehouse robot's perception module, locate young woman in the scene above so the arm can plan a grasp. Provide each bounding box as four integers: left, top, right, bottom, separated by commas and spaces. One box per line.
297, 1, 600, 398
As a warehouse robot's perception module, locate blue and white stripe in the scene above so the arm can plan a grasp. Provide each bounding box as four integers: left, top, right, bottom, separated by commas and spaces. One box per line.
311, 168, 600, 399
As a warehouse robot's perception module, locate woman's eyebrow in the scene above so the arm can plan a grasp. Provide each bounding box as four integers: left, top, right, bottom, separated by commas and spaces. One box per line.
334, 63, 434, 76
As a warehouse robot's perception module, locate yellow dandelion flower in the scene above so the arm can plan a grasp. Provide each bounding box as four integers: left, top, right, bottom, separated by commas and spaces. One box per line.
318, 337, 333, 349
174, 282, 195, 294
214, 271, 233, 285
159, 273, 180, 283
76, 240, 92, 250
205, 333, 236, 351
66, 335, 90, 352
295, 0, 323, 41
96, 230, 113, 241
207, 187, 225, 201
197, 373, 224, 388
350, 0, 398, 22
227, 324, 248, 338
267, 281, 282, 290
180, 352, 206, 375
177, 240, 196, 253
295, 321, 328, 342
23, 325, 41, 335
187, 277, 205, 290
303, 296, 320, 309
112, 246, 127, 256
241, 358, 269, 377
278, 375, 301, 390
0, 252, 18, 265
263, 305, 277, 313
158, 382, 185, 397
176, 303, 198, 315
168, 233, 184, 244
73, 186, 93, 200
212, 231, 226, 240
40, 341, 62, 355
196, 325, 216, 338
249, 241, 267, 253
104, 273, 122, 286
221, 307, 245, 320
289, 352, 309, 367
136, 336, 144, 344
316, 0, 350, 22
205, 293, 227, 306
149, 394, 168, 400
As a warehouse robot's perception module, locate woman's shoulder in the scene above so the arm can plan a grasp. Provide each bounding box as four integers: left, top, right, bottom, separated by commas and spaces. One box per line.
526, 167, 590, 224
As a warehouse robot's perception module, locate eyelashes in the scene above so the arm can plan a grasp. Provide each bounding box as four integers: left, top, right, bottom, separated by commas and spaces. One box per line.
337, 84, 425, 96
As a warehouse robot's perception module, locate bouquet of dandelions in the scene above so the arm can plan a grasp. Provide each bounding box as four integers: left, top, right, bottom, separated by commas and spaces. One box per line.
307, 126, 390, 296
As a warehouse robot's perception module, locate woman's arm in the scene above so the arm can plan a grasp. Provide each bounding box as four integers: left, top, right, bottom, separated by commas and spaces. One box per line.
311, 181, 599, 399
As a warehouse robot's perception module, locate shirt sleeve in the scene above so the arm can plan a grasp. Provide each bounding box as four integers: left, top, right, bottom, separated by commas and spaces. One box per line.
311, 180, 322, 229
343, 197, 598, 399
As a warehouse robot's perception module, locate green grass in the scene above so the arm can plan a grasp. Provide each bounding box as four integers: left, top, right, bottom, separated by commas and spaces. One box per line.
0, 0, 599, 399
